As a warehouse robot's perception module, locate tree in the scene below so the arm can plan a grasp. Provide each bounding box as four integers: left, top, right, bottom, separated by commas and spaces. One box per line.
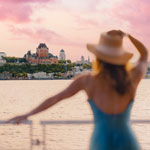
58, 60, 66, 64
66, 60, 71, 64
3, 57, 27, 63
0, 62, 75, 75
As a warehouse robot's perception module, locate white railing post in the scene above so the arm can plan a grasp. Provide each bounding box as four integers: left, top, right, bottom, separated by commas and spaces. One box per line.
30, 124, 33, 150
42, 125, 46, 150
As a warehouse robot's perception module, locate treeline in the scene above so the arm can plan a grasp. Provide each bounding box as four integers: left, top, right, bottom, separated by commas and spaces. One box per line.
0, 63, 75, 74
0, 57, 91, 77
2, 57, 27, 63
0, 63, 91, 77
2, 57, 72, 64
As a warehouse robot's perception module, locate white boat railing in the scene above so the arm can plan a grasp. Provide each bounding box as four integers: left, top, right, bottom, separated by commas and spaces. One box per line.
0, 119, 150, 150
0, 120, 32, 125
40, 119, 150, 125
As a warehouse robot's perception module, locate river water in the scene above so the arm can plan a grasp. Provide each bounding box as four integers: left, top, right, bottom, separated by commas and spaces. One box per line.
0, 80, 150, 150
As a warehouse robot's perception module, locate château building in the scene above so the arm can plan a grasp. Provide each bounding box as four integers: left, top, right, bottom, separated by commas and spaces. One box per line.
24, 43, 58, 64
59, 49, 66, 60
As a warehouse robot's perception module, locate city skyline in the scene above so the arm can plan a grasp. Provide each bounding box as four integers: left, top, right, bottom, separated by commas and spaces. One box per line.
0, 43, 91, 62
0, 0, 149, 62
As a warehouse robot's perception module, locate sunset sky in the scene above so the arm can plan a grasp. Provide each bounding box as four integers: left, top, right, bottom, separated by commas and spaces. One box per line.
0, 0, 149, 62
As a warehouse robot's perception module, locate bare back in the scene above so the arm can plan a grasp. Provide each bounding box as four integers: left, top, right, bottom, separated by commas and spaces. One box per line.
84, 72, 139, 114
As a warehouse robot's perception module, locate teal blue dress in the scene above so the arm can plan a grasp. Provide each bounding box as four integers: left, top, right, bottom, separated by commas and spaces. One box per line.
88, 99, 140, 150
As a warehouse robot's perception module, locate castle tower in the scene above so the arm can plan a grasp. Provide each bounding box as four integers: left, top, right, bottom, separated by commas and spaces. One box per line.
59, 49, 66, 60
81, 56, 85, 64
36, 43, 48, 57
88, 56, 90, 63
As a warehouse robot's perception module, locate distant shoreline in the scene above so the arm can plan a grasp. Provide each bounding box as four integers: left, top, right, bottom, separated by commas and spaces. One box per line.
0, 78, 149, 81
0, 78, 73, 81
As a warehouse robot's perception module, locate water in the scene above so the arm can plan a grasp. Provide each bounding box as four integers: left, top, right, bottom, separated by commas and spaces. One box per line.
0, 80, 150, 150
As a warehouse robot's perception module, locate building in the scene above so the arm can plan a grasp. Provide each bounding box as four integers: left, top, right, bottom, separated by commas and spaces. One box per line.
76, 56, 91, 64
25, 43, 58, 64
59, 49, 66, 60
0, 52, 6, 59
72, 66, 91, 76
81, 56, 85, 64
0, 52, 6, 65
0, 71, 12, 79
27, 72, 54, 79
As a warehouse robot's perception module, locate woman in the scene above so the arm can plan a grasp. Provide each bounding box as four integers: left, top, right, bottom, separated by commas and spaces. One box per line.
8, 30, 148, 150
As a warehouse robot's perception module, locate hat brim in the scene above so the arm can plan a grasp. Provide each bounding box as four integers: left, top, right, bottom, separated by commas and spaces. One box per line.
87, 44, 133, 65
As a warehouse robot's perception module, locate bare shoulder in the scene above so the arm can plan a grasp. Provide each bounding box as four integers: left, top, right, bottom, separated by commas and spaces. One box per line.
58, 73, 92, 99
73, 72, 92, 86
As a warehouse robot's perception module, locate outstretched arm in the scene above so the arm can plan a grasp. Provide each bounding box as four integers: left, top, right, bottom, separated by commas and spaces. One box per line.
128, 34, 148, 84
8, 74, 89, 124
26, 75, 86, 116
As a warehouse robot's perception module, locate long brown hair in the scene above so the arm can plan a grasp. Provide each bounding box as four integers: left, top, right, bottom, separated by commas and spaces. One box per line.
92, 58, 132, 95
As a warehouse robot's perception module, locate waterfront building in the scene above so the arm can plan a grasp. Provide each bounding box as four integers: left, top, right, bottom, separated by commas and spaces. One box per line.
0, 71, 12, 79
59, 49, 66, 60
32, 72, 50, 79
73, 66, 91, 76
25, 43, 58, 64
27, 72, 54, 79
66, 70, 73, 78
0, 52, 6, 65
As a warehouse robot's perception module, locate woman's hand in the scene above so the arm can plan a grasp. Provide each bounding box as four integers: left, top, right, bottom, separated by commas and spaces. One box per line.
128, 34, 148, 60
7, 114, 28, 124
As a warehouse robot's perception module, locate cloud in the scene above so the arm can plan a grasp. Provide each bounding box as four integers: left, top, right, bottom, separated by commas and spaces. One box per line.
111, 0, 150, 41
61, 0, 99, 11
0, 0, 54, 3
0, 0, 56, 23
8, 25, 83, 47
9, 25, 61, 40
0, 3, 32, 23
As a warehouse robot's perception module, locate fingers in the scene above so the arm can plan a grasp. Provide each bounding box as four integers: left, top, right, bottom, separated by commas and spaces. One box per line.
6, 117, 17, 124
6, 119, 20, 124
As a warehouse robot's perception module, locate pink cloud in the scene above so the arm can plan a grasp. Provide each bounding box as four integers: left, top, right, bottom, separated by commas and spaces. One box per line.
111, 0, 150, 45
0, 0, 54, 3
9, 25, 83, 47
9, 26, 61, 40
0, 0, 55, 23
0, 3, 32, 23
62, 0, 99, 11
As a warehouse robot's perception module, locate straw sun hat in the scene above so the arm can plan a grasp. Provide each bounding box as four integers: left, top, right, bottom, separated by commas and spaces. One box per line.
87, 31, 133, 65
